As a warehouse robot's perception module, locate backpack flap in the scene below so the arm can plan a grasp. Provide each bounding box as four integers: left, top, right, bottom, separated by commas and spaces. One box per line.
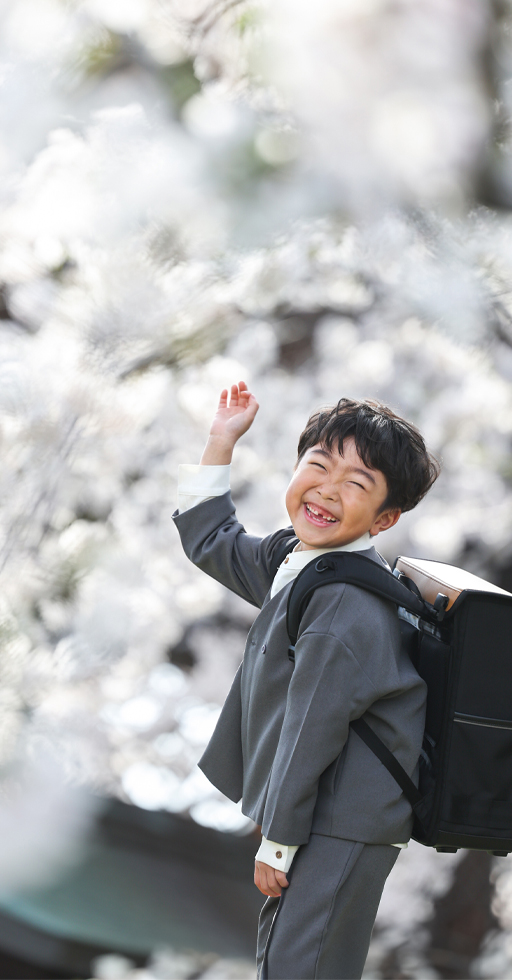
395, 556, 512, 611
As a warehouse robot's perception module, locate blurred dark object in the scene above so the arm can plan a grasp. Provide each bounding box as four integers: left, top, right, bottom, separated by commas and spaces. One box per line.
379, 851, 500, 980
426, 851, 498, 979
0, 799, 261, 979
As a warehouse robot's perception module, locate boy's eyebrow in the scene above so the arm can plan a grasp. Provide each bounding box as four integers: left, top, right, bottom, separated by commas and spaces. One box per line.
309, 448, 377, 485
309, 447, 333, 461
350, 467, 376, 486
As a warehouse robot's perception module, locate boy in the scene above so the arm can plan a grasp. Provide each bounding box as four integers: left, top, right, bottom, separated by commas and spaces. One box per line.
173, 382, 440, 980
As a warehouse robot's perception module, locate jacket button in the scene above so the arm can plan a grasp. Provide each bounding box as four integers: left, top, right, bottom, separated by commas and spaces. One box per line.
275, 850, 282, 859
261, 643, 266, 654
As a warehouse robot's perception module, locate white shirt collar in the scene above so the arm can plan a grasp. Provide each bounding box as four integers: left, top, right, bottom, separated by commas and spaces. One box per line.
283, 531, 373, 569
270, 530, 374, 599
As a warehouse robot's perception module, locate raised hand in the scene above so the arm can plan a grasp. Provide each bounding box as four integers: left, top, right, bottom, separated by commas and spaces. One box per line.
200, 382, 259, 465
210, 382, 259, 441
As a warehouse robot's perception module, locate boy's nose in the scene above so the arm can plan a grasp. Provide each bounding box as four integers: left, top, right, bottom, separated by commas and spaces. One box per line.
318, 485, 336, 500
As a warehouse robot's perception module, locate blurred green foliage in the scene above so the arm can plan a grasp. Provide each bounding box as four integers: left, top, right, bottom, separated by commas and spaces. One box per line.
158, 59, 202, 114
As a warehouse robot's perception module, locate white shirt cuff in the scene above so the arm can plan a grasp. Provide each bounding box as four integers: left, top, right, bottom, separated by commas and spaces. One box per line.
177, 464, 231, 514
255, 837, 299, 873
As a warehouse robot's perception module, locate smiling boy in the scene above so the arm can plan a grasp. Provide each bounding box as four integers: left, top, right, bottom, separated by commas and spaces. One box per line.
173, 383, 439, 980
286, 442, 398, 547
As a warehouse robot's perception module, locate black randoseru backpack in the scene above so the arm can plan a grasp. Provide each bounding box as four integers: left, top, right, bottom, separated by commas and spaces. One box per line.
276, 546, 512, 857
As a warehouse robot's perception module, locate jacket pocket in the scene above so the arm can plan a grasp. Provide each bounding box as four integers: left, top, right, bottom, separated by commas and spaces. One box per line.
332, 742, 349, 794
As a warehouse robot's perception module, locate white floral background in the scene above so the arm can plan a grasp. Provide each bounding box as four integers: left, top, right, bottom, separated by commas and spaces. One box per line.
0, 1, 512, 977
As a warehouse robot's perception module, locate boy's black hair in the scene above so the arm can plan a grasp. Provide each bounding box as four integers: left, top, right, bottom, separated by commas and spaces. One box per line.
297, 398, 440, 513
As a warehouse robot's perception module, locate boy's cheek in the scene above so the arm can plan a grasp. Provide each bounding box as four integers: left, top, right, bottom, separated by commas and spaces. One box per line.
284, 482, 297, 518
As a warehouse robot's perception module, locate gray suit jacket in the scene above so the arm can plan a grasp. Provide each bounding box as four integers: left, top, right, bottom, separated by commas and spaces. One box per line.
173, 492, 426, 846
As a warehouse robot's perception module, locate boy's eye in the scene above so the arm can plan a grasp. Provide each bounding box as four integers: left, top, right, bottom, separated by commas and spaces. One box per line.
310, 461, 326, 470
349, 481, 365, 489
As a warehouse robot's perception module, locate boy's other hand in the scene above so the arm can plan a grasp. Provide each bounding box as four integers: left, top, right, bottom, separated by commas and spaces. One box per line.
254, 860, 289, 897
201, 382, 259, 465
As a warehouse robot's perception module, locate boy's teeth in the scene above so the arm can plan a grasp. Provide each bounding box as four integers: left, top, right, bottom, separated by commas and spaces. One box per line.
306, 504, 336, 522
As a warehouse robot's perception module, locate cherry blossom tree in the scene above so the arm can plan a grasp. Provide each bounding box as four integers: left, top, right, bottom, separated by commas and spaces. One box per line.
0, 1, 512, 976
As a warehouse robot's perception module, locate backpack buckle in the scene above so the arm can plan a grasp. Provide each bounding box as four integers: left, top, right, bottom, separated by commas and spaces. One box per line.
433, 592, 449, 621
315, 557, 335, 573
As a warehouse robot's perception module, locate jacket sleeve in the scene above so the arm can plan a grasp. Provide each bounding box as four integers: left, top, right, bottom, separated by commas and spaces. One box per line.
260, 585, 389, 845
172, 491, 295, 609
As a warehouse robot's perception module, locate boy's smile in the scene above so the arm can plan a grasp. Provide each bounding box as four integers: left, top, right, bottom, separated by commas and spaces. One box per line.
285, 437, 400, 551
304, 501, 338, 526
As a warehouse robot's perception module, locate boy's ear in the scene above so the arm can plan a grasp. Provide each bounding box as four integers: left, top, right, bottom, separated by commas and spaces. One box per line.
369, 508, 401, 537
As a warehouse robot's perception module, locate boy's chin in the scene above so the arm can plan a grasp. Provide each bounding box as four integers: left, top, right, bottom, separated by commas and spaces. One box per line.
292, 520, 376, 549
295, 529, 362, 550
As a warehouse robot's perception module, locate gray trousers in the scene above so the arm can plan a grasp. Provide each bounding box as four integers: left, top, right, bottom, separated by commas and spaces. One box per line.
256, 834, 398, 980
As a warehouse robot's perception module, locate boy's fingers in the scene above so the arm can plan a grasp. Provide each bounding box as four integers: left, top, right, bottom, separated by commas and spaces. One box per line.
254, 864, 269, 896
259, 869, 273, 896
268, 874, 282, 897
262, 866, 282, 897
255, 861, 277, 897
222, 381, 257, 420
266, 868, 286, 894
275, 870, 289, 888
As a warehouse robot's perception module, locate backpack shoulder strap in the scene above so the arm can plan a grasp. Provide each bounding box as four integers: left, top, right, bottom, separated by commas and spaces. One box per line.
286, 550, 432, 647
351, 717, 423, 809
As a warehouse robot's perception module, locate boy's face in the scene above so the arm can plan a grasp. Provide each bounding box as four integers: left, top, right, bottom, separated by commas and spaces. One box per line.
285, 437, 400, 551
